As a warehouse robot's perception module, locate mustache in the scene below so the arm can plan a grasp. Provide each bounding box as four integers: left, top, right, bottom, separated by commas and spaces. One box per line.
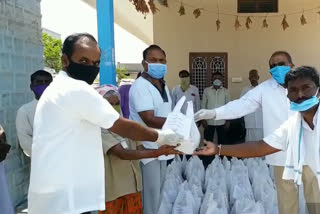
295, 97, 308, 103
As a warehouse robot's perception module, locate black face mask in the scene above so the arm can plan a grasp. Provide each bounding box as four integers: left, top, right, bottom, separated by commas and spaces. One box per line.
67, 59, 100, 85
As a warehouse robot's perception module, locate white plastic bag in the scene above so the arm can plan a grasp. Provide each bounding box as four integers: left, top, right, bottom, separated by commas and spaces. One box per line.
162, 96, 200, 154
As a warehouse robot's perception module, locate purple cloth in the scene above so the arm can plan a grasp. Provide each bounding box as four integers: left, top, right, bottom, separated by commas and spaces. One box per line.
118, 84, 132, 119
0, 162, 14, 214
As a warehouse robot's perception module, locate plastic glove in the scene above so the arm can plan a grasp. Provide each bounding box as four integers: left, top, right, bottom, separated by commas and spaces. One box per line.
194, 109, 216, 122
156, 129, 183, 146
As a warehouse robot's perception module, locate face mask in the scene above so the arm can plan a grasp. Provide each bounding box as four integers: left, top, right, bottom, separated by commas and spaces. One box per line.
67, 59, 99, 85
146, 61, 167, 79
290, 89, 319, 112
180, 77, 190, 91
113, 105, 121, 113
213, 79, 222, 87
31, 84, 48, 98
270, 66, 291, 85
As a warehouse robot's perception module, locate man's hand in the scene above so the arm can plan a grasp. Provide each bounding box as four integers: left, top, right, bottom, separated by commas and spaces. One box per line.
193, 141, 218, 156
156, 129, 183, 146
224, 121, 230, 130
194, 109, 216, 122
201, 120, 208, 129
156, 145, 182, 156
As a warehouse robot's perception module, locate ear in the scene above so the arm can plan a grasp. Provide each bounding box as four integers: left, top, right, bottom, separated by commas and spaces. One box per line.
290, 63, 295, 69
142, 60, 148, 71
61, 54, 69, 70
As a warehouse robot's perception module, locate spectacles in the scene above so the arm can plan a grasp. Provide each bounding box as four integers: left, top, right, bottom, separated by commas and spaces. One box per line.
270, 62, 286, 69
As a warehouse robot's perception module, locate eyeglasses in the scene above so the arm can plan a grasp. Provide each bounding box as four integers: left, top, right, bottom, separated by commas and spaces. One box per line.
269, 62, 286, 69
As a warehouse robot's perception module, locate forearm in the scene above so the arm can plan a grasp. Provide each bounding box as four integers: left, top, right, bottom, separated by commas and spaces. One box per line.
215, 98, 259, 120
143, 117, 166, 129
110, 118, 158, 142
114, 148, 161, 160
219, 141, 279, 158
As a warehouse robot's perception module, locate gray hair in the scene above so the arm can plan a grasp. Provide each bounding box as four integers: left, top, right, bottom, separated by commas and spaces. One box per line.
103, 90, 120, 100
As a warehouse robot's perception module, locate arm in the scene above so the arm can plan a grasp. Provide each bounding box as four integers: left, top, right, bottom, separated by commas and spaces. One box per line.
0, 126, 11, 162
195, 87, 201, 112
194, 141, 279, 158
195, 118, 289, 157
138, 111, 166, 129
215, 85, 262, 120
108, 144, 180, 160
16, 109, 32, 156
109, 117, 158, 141
201, 89, 207, 109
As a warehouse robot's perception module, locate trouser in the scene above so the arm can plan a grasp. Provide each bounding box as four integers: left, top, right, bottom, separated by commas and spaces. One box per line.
274, 166, 320, 214
140, 159, 167, 214
202, 125, 225, 167
204, 125, 225, 144
245, 128, 264, 141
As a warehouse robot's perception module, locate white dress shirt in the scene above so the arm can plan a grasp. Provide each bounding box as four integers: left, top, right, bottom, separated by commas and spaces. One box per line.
264, 110, 320, 187
16, 99, 38, 156
172, 85, 200, 114
28, 71, 120, 214
215, 78, 294, 166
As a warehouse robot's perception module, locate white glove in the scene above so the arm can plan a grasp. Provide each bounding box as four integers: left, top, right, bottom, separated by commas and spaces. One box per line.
156, 129, 183, 146
194, 109, 216, 122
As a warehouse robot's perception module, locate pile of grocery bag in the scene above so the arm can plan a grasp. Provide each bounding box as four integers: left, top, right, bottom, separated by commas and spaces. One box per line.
158, 156, 279, 214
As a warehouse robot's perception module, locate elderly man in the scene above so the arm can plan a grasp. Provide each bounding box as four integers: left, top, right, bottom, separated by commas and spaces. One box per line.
240, 69, 263, 141
196, 66, 320, 214
16, 70, 53, 157
28, 33, 182, 214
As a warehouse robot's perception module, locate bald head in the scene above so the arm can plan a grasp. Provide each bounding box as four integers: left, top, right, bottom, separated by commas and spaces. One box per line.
249, 69, 259, 87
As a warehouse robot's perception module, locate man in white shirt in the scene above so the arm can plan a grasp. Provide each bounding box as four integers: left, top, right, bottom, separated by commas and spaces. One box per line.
172, 70, 200, 114
201, 72, 230, 144
195, 66, 320, 214
129, 45, 173, 214
195, 51, 298, 214
16, 70, 53, 157
240, 69, 263, 141
28, 34, 182, 214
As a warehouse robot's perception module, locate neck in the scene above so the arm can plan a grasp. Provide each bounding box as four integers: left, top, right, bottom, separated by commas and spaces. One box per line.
302, 104, 319, 129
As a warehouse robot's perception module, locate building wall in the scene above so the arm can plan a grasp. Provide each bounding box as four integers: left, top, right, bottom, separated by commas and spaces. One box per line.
0, 0, 44, 209
153, 0, 320, 99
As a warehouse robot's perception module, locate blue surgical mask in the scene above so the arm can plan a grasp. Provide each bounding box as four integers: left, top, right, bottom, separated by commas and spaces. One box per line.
146, 61, 167, 79
270, 66, 291, 85
213, 79, 222, 87
290, 89, 319, 112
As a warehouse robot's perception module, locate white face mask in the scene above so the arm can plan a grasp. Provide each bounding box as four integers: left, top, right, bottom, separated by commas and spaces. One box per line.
213, 79, 222, 87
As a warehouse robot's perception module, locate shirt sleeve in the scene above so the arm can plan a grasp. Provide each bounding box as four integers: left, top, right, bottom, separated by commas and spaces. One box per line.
101, 129, 123, 154
201, 88, 208, 109
225, 89, 231, 103
194, 87, 200, 112
130, 83, 154, 113
70, 85, 120, 129
16, 107, 32, 156
263, 120, 289, 150
215, 84, 262, 120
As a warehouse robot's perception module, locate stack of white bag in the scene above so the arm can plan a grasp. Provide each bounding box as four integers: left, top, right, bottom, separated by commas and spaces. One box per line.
158, 156, 279, 214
